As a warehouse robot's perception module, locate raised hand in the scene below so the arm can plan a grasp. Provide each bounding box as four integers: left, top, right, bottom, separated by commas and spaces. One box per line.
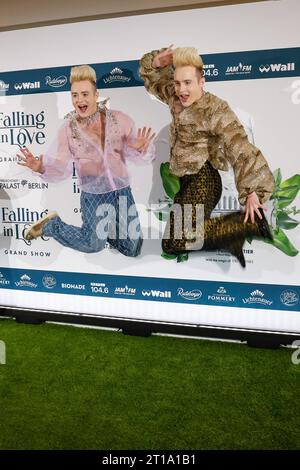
128, 127, 156, 154
17, 147, 44, 173
244, 191, 266, 224
152, 45, 174, 68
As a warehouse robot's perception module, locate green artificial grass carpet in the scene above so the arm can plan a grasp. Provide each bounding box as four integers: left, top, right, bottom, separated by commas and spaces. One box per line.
0, 318, 299, 450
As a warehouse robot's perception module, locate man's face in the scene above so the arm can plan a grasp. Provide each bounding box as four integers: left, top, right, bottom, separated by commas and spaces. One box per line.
174, 66, 204, 107
71, 80, 99, 118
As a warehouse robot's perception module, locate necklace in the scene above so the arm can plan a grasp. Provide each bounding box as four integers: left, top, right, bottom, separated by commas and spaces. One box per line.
65, 100, 109, 141
76, 105, 101, 126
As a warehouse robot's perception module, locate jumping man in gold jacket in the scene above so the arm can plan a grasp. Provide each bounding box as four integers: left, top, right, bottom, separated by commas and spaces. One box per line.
140, 46, 275, 267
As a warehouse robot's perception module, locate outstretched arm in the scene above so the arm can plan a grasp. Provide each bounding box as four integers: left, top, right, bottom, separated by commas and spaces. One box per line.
139, 46, 175, 104
17, 147, 44, 173
17, 122, 73, 182
211, 100, 275, 222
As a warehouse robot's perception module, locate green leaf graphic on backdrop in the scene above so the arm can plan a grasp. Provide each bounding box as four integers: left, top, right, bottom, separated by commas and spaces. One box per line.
276, 211, 299, 230
159, 163, 183, 262
280, 174, 300, 190
265, 227, 298, 257
160, 162, 180, 199
267, 169, 300, 256
153, 206, 170, 221
158, 166, 300, 262
275, 174, 300, 208
161, 252, 177, 260
277, 188, 300, 208
177, 253, 189, 263
273, 168, 282, 188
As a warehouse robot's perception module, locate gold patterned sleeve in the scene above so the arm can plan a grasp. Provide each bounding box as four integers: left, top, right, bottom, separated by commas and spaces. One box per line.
139, 49, 175, 104
211, 100, 275, 206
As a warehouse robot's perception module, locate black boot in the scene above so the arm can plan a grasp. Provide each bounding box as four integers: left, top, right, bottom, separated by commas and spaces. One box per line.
162, 210, 271, 268
255, 208, 273, 240
227, 240, 246, 268
202, 212, 262, 268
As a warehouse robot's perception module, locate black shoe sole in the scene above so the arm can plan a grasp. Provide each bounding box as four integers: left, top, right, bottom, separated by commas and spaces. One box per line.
228, 242, 246, 268
255, 208, 273, 240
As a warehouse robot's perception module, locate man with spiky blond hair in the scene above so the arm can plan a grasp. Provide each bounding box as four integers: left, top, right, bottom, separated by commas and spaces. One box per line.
17, 64, 155, 257
140, 46, 274, 267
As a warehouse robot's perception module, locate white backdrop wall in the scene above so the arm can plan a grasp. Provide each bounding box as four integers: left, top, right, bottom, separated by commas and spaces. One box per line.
0, 0, 300, 332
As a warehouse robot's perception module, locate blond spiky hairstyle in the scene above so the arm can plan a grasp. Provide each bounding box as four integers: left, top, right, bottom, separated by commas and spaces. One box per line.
70, 65, 97, 88
173, 47, 204, 75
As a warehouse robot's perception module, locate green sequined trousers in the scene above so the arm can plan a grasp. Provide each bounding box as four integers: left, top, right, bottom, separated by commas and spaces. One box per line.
162, 161, 261, 267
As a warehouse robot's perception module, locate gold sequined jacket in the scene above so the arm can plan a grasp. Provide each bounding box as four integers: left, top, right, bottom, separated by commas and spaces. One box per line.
140, 49, 275, 205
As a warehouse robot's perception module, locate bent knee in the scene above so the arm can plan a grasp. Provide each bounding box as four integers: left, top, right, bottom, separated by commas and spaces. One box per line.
84, 239, 106, 253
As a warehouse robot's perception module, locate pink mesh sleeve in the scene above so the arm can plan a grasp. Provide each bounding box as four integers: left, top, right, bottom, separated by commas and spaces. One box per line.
40, 121, 73, 182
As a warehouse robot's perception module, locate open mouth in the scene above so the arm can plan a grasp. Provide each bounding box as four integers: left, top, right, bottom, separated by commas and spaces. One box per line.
180, 94, 189, 104
78, 105, 88, 113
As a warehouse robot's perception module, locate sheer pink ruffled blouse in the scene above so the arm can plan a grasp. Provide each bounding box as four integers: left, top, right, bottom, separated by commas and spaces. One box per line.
40, 108, 155, 194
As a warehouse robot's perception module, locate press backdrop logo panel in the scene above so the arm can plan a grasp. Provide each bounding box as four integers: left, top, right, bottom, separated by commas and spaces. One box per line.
225, 62, 252, 76
14, 81, 40, 91
242, 289, 273, 306
45, 75, 67, 88
280, 290, 299, 307
203, 64, 219, 78
1, 206, 50, 245
259, 62, 295, 73
0, 81, 9, 93
142, 289, 171, 298
114, 285, 136, 296
0, 110, 46, 147
42, 274, 57, 289
0, 272, 10, 286
207, 286, 235, 303
0, 178, 48, 191
61, 282, 86, 291
15, 274, 37, 288
100, 66, 140, 87
90, 282, 109, 294
0, 47, 299, 97
177, 287, 202, 301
